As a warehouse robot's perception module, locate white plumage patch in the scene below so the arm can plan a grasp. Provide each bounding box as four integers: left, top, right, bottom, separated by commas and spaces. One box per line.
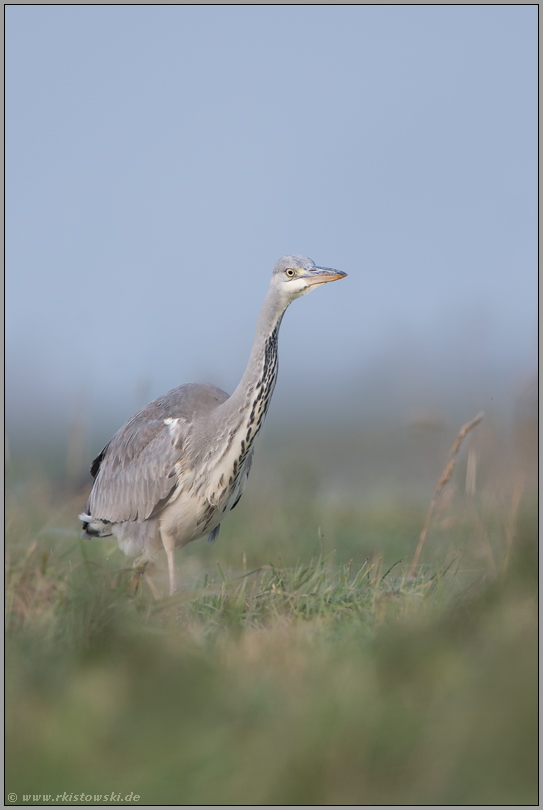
163, 417, 186, 443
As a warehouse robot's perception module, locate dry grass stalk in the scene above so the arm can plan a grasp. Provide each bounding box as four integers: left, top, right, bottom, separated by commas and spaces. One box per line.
408, 411, 484, 577
66, 416, 86, 483
465, 447, 477, 496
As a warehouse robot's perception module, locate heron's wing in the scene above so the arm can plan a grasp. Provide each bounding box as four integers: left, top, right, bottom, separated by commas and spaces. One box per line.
86, 383, 229, 524
86, 415, 188, 523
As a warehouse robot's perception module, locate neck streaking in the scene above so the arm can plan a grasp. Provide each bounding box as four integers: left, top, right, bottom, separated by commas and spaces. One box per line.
241, 316, 282, 452
206, 285, 288, 484
225, 289, 286, 447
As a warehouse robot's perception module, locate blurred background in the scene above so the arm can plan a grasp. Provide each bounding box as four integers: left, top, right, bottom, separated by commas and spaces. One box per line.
6, 5, 537, 496
5, 9, 538, 805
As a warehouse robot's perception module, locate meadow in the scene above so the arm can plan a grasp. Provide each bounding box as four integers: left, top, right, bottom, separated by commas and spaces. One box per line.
5, 412, 538, 806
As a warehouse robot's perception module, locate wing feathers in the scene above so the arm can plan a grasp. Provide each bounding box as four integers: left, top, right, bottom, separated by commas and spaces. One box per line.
86, 417, 187, 524
84, 383, 230, 526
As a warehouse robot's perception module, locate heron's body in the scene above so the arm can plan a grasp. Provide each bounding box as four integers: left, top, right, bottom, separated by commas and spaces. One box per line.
80, 255, 346, 594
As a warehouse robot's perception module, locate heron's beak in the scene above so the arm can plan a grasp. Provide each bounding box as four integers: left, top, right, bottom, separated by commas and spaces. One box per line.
303, 266, 347, 287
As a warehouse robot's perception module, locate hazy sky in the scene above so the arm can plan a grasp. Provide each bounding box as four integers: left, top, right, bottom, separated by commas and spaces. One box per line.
6, 5, 537, 439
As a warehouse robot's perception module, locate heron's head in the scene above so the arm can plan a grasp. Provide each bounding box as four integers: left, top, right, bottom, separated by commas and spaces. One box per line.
271, 255, 346, 303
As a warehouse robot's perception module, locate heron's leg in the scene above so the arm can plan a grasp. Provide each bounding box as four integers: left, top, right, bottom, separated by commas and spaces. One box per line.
130, 552, 155, 596
143, 573, 160, 600
160, 530, 178, 596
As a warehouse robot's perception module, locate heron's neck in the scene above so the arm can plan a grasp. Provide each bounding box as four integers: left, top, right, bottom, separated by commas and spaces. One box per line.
214, 284, 288, 441
198, 284, 288, 497
230, 285, 286, 420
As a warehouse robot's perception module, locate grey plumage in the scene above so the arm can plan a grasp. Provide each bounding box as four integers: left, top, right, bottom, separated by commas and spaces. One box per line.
80, 255, 346, 595
84, 384, 228, 525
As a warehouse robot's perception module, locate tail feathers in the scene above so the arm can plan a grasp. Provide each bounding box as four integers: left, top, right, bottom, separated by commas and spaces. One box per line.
79, 512, 113, 539
207, 524, 221, 544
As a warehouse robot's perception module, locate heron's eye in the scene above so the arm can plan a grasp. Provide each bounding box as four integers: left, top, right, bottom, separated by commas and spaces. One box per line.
285, 269, 296, 278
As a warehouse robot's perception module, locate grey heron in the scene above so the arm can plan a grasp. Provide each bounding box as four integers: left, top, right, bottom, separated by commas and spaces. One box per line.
80, 255, 346, 595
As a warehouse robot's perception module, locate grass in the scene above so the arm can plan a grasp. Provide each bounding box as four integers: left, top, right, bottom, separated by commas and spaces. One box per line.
5, 421, 538, 805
